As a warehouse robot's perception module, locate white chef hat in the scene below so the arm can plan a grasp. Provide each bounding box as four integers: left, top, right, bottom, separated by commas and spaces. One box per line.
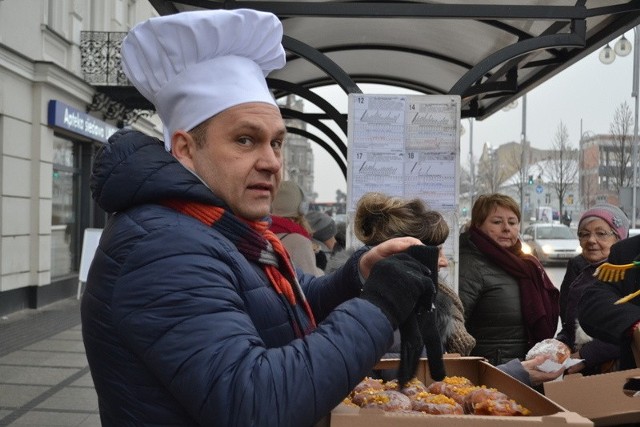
120, 9, 285, 151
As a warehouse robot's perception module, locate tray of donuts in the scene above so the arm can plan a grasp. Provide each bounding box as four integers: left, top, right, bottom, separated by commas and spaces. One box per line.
326, 357, 594, 426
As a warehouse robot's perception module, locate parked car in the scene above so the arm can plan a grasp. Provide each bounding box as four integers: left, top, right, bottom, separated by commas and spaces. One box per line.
521, 223, 581, 265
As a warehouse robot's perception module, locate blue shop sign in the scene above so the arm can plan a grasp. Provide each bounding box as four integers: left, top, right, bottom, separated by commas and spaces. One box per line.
48, 100, 118, 143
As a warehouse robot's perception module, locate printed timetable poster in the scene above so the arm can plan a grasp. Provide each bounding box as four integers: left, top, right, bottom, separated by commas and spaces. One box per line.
346, 94, 461, 288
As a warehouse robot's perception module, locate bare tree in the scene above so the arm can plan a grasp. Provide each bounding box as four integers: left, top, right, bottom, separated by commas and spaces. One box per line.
477, 145, 506, 194
503, 143, 525, 203
608, 101, 634, 192
544, 121, 579, 215
459, 164, 472, 198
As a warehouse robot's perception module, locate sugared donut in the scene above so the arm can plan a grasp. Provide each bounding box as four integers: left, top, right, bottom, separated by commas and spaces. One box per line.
411, 392, 464, 415
526, 338, 571, 364
462, 386, 508, 414
471, 399, 531, 416
357, 390, 412, 411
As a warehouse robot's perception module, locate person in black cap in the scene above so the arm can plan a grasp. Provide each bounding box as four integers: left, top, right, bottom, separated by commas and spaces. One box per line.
305, 211, 338, 271
81, 9, 436, 427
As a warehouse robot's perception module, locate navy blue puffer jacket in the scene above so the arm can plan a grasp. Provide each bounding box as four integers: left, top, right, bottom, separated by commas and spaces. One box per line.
81, 130, 393, 427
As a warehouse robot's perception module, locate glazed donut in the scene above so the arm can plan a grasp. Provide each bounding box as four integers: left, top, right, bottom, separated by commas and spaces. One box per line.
356, 390, 412, 411
351, 376, 385, 396
411, 392, 464, 415
426, 379, 478, 404
471, 398, 531, 416
351, 389, 382, 407
443, 376, 474, 386
398, 377, 429, 397
345, 375, 531, 417
526, 338, 571, 364
462, 386, 508, 414
383, 379, 399, 391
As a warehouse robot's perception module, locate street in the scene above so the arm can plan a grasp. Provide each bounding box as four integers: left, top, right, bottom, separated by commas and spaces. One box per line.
544, 265, 569, 290
543, 265, 570, 335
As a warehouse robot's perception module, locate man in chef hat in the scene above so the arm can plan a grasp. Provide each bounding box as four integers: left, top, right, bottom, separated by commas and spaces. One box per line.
82, 9, 435, 426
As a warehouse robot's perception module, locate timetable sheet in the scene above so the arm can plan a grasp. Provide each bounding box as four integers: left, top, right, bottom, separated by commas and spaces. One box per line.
346, 94, 461, 288
347, 94, 460, 213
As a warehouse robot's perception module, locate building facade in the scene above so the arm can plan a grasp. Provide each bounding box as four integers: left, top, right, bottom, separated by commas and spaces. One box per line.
0, 1, 320, 317
0, 1, 160, 316
282, 95, 315, 200
461, 141, 581, 226
579, 133, 629, 210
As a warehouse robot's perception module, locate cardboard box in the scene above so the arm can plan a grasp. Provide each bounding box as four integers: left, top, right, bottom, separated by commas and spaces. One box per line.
544, 329, 640, 426
324, 357, 593, 426
544, 368, 640, 426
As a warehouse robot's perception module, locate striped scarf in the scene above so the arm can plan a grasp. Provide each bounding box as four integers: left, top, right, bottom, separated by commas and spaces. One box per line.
163, 199, 316, 337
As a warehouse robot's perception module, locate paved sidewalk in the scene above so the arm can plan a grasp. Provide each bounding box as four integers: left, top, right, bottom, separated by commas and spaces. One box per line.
0, 298, 99, 427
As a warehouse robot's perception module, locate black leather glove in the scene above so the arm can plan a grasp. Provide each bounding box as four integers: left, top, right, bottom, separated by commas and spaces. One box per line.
397, 245, 446, 385
360, 252, 433, 329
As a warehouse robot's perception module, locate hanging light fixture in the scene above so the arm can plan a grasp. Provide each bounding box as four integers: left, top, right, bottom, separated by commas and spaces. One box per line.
614, 34, 632, 57
598, 28, 639, 227
599, 43, 616, 64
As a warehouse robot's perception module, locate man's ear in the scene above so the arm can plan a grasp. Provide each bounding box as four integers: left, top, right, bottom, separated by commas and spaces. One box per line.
171, 130, 196, 170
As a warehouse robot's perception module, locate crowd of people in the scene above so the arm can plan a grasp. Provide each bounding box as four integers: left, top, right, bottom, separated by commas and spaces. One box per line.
78, 7, 640, 426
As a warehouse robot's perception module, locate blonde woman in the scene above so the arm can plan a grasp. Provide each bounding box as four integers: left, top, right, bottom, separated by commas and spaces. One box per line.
353, 192, 476, 355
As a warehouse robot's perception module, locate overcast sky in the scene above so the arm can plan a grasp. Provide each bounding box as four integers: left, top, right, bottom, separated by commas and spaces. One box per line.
305, 29, 637, 202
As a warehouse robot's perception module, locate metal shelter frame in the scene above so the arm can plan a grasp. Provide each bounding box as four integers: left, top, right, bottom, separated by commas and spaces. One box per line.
90, 1, 640, 177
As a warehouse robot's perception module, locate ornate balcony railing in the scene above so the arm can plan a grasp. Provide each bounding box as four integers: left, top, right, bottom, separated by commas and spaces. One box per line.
80, 31, 128, 86
80, 31, 153, 126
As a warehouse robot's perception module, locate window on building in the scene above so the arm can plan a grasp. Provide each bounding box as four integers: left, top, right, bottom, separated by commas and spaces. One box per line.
51, 137, 80, 277
47, 0, 67, 36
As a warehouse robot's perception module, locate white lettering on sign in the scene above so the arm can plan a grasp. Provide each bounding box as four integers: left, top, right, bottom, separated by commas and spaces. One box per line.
63, 108, 85, 131
84, 119, 105, 139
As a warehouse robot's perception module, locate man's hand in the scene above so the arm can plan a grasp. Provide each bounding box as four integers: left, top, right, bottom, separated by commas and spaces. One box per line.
358, 237, 423, 280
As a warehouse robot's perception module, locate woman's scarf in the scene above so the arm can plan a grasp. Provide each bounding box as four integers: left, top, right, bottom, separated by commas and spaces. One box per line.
269, 215, 311, 238
469, 225, 559, 346
163, 199, 316, 337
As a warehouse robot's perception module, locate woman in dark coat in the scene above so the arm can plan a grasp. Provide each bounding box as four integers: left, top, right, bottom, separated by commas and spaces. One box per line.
580, 235, 640, 371
554, 204, 628, 375
458, 194, 559, 365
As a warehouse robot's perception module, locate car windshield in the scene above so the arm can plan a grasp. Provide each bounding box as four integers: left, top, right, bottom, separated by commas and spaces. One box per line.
536, 226, 576, 240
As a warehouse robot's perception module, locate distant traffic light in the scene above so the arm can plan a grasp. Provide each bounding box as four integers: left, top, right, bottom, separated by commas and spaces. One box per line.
528, 175, 534, 185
